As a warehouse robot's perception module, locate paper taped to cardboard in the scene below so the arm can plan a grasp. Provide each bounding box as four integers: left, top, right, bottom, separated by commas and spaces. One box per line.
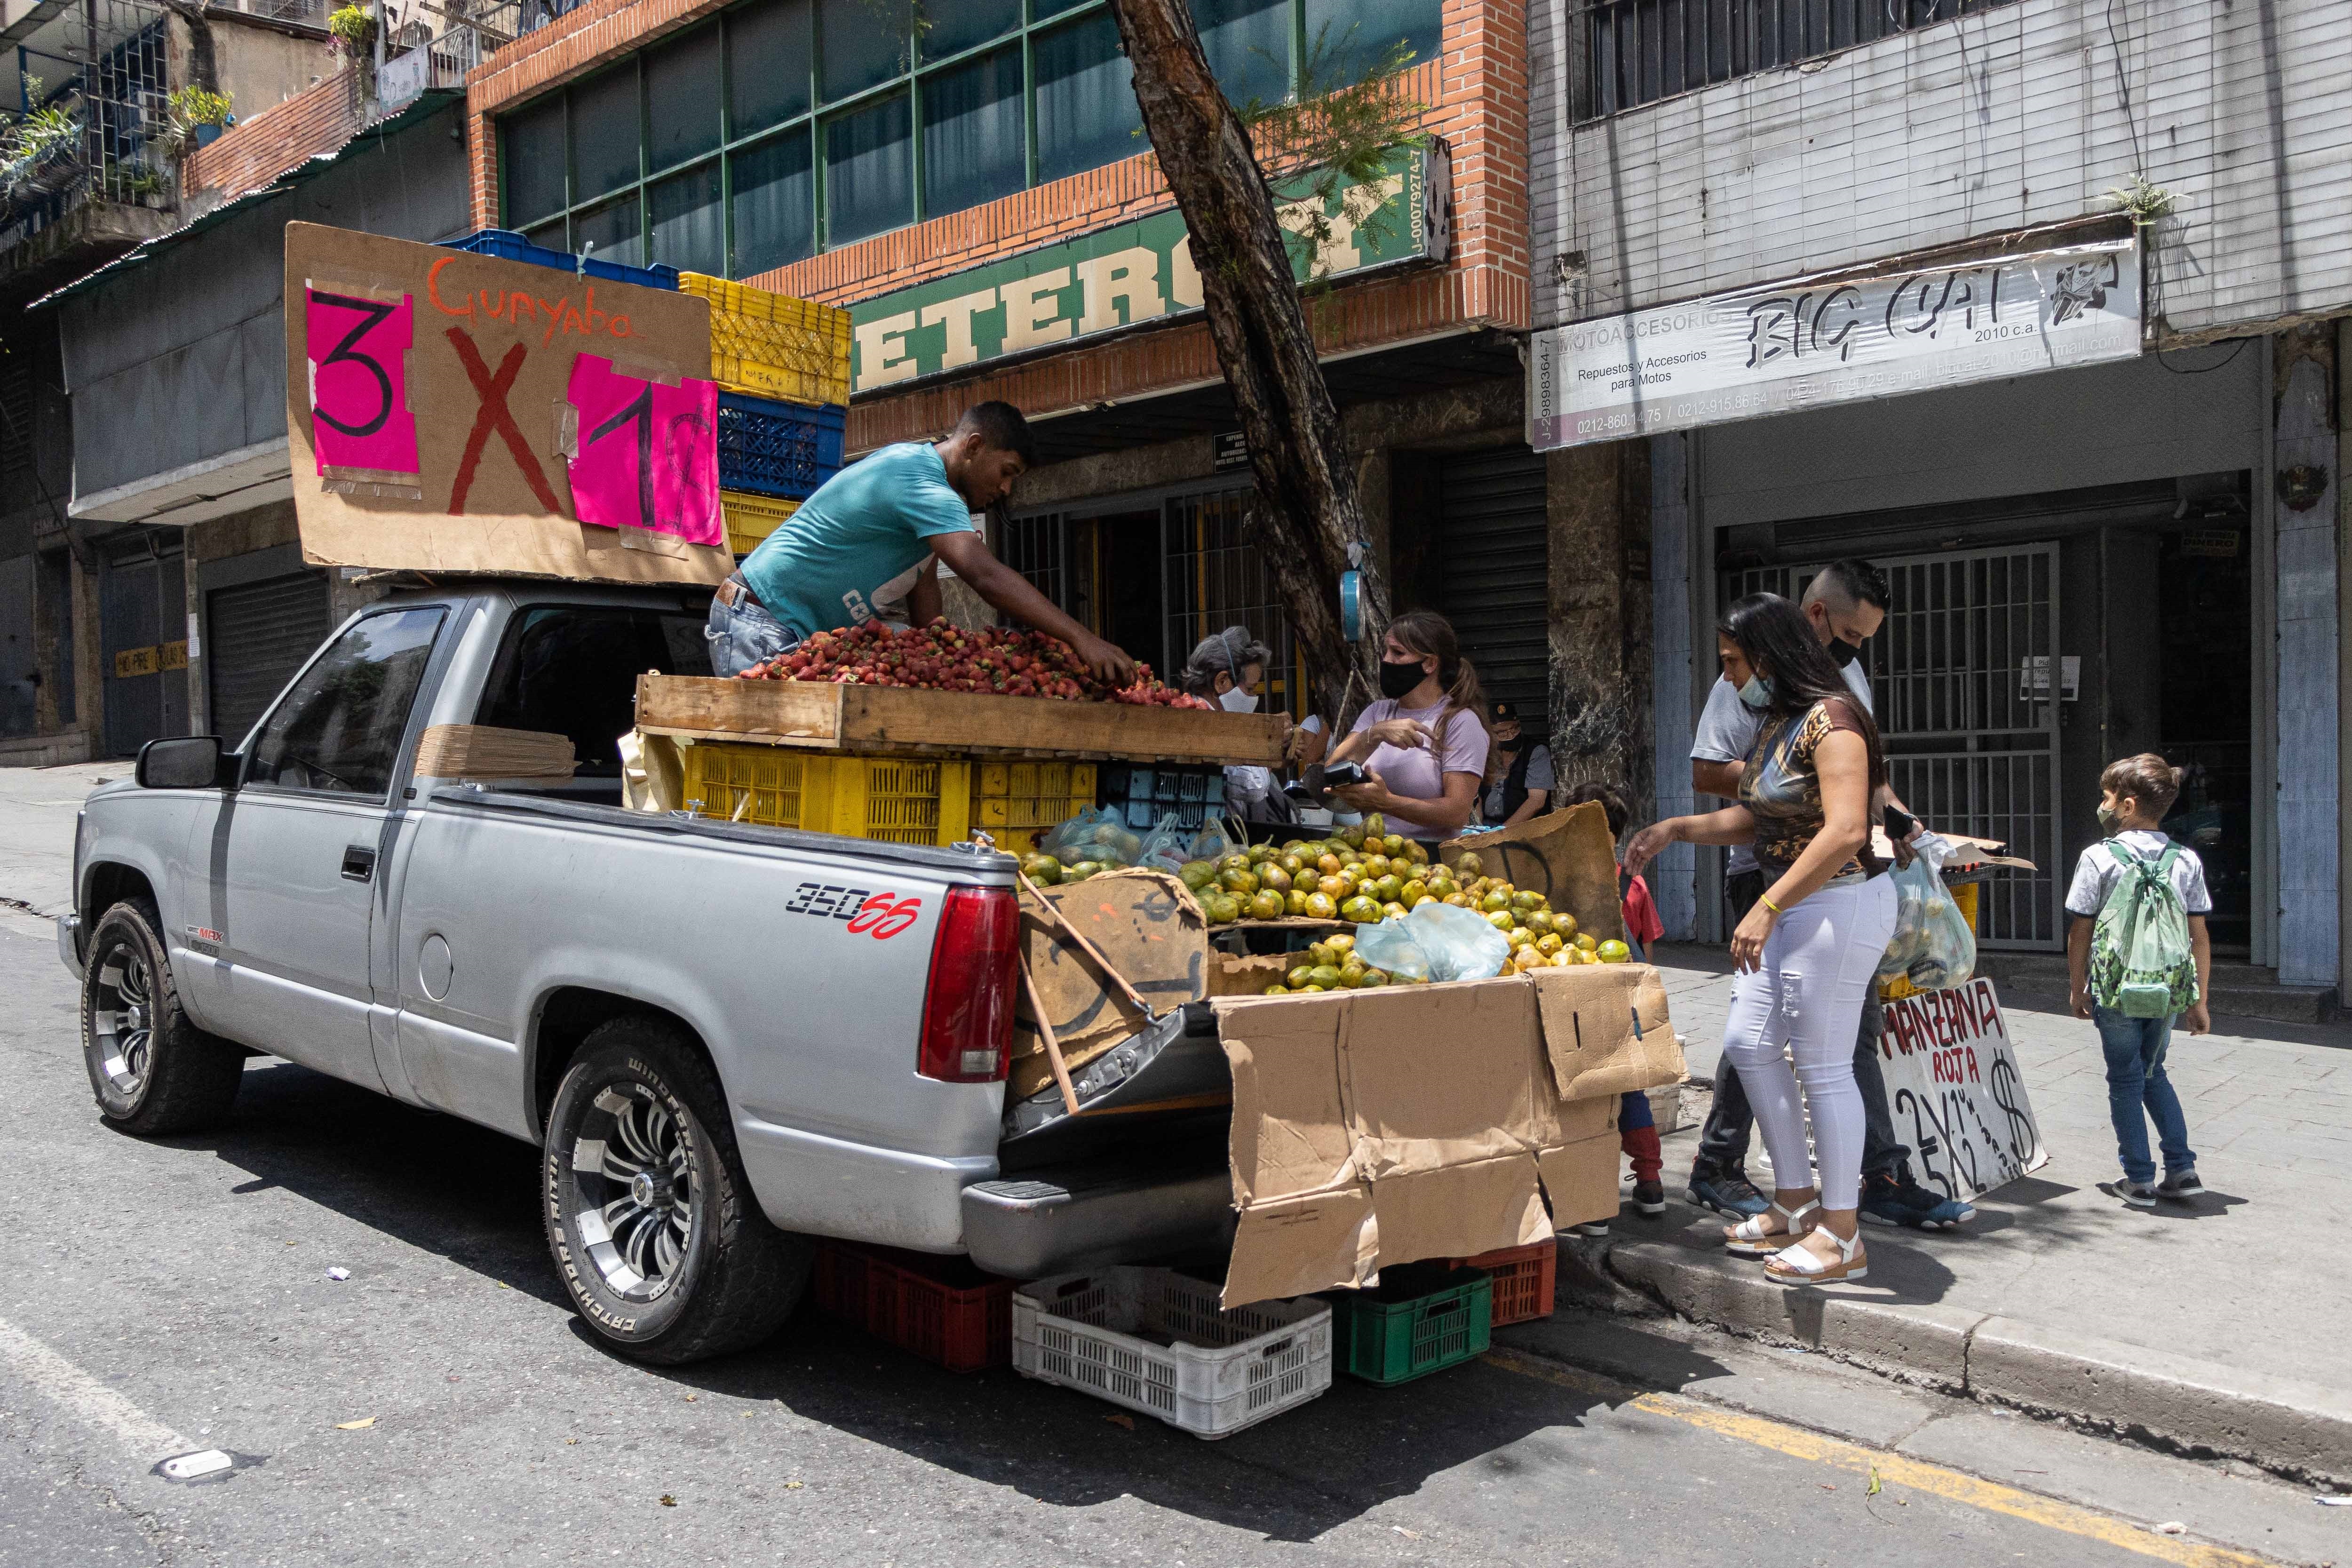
282, 223, 731, 587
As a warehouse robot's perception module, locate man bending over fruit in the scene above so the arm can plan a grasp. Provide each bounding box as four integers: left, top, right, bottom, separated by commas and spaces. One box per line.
707, 400, 1135, 685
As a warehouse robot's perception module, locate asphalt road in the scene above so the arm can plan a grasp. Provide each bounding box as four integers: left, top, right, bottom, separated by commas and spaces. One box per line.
0, 907, 2323, 1568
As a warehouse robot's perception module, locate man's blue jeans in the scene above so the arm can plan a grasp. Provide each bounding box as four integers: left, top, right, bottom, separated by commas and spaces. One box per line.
2091, 1006, 2195, 1185
704, 591, 799, 677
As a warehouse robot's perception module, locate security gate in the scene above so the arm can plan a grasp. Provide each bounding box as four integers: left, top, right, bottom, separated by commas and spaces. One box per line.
100, 540, 187, 758
1721, 545, 2064, 949
1435, 449, 1550, 726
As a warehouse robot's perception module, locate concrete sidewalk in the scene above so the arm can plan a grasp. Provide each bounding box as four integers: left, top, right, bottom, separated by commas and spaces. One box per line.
0, 761, 116, 919
1589, 943, 2352, 1485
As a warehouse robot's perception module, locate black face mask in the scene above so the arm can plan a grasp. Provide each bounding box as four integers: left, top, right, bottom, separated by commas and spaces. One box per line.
1828, 637, 1862, 668
1379, 657, 1428, 700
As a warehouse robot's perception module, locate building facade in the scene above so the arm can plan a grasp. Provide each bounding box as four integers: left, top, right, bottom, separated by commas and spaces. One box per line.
464, 0, 1545, 717
0, 0, 343, 764
1530, 0, 2352, 1000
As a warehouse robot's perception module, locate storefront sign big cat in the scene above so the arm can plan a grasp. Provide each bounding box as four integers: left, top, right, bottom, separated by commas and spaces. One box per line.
281, 222, 733, 587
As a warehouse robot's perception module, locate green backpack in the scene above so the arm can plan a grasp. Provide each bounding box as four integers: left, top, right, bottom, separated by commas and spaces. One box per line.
2088, 841, 2200, 1019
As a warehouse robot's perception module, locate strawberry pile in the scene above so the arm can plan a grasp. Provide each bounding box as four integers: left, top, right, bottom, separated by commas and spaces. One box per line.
738, 617, 1215, 708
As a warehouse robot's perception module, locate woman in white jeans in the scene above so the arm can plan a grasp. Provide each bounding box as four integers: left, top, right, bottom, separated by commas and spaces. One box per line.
1623, 593, 1897, 1284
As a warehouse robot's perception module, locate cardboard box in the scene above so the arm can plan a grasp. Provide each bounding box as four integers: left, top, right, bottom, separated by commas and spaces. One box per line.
1440, 801, 1629, 946
1216, 961, 1679, 1306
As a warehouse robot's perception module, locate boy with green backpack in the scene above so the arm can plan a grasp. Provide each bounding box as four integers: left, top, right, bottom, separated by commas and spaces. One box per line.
2065, 754, 2214, 1206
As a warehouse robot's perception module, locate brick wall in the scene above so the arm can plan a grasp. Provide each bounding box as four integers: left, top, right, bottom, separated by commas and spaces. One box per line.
465, 0, 1529, 445
183, 67, 364, 200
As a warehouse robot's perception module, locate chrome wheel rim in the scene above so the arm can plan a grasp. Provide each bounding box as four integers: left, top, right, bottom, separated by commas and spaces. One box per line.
90, 941, 154, 1098
570, 1083, 696, 1301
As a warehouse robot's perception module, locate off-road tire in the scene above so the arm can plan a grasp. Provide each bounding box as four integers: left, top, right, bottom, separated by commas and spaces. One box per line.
80, 898, 245, 1135
543, 1016, 810, 1364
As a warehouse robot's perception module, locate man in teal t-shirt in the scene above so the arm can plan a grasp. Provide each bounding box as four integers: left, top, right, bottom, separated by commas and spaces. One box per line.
709, 401, 1135, 684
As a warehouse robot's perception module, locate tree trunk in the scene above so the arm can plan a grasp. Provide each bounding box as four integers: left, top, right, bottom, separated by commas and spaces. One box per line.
1103, 0, 1388, 720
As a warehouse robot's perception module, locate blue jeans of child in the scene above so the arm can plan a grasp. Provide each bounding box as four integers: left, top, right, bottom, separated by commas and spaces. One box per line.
2091, 1007, 2195, 1185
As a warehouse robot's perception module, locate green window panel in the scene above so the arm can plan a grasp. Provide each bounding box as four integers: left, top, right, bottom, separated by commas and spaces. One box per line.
922, 45, 1025, 217
495, 0, 1440, 279
646, 24, 722, 172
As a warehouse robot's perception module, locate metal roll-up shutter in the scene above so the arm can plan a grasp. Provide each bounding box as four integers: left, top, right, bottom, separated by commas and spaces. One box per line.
207, 573, 333, 745
1435, 448, 1549, 728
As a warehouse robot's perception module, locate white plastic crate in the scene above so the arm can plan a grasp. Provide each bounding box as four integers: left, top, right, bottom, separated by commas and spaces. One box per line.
1011, 1267, 1332, 1439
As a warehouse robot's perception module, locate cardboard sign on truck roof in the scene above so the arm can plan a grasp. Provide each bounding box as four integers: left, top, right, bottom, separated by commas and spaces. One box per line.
282, 223, 732, 588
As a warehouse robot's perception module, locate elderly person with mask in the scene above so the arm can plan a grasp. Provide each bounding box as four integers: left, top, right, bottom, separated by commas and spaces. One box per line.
1179, 627, 1287, 820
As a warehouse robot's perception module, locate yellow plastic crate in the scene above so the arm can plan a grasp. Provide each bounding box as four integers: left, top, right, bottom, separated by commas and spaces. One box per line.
971, 760, 1097, 832
681, 273, 853, 408
683, 741, 971, 846
723, 490, 800, 556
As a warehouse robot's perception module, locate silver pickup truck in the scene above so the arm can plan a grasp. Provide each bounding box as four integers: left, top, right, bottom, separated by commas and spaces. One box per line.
60, 583, 1231, 1363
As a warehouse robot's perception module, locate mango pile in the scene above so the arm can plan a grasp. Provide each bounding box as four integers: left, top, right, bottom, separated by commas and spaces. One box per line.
1171, 814, 1432, 925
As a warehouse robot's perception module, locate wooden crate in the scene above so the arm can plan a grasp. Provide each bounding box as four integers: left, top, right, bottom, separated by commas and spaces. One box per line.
636, 674, 1288, 764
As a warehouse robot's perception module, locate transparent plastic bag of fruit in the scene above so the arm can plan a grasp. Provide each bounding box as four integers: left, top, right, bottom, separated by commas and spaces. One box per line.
1401, 899, 1512, 982
1874, 834, 1976, 989
1351, 916, 1433, 982
1042, 806, 1141, 868
1136, 812, 1208, 875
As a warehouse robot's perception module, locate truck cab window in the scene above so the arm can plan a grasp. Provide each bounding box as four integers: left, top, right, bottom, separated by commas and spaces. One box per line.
476, 605, 712, 777
246, 607, 447, 797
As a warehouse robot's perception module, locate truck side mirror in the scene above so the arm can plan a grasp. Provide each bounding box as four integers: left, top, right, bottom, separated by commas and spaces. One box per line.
136, 736, 235, 790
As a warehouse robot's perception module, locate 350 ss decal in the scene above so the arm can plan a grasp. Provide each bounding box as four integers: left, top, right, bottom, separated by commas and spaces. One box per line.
785, 883, 922, 939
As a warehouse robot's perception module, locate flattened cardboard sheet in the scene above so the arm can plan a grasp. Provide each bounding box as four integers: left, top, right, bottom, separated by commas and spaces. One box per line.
283, 223, 731, 587
1012, 869, 1208, 1102
1537, 1132, 1623, 1233
1219, 991, 1355, 1206
1343, 979, 1535, 1178
1368, 1155, 1551, 1268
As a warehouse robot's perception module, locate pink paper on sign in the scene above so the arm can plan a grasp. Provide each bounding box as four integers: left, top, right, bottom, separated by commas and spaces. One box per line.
564, 355, 722, 546
306, 288, 420, 474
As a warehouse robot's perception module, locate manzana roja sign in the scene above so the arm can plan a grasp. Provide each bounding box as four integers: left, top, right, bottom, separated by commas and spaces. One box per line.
850, 143, 1449, 394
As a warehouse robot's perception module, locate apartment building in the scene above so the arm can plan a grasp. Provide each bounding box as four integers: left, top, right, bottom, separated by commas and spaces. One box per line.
1530, 0, 2352, 1006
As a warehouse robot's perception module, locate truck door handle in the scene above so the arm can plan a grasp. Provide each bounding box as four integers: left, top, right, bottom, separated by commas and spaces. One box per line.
341, 844, 377, 882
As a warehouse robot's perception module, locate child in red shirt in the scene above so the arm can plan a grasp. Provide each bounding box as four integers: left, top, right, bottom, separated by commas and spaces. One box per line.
1561, 784, 1669, 1229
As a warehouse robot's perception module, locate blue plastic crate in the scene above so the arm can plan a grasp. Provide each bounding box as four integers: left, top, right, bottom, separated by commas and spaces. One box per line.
716, 393, 849, 501
437, 228, 682, 292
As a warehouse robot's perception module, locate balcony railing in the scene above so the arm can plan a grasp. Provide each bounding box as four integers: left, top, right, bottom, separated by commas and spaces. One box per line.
0, 1, 175, 257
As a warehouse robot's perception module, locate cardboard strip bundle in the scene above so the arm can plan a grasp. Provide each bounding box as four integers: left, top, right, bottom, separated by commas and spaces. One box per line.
413, 724, 577, 781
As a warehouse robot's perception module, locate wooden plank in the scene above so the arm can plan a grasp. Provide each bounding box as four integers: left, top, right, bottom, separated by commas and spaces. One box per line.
636, 675, 1288, 764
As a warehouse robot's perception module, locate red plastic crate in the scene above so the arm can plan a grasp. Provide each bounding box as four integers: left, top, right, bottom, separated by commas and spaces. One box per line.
1440, 1241, 1557, 1327
813, 1242, 1016, 1372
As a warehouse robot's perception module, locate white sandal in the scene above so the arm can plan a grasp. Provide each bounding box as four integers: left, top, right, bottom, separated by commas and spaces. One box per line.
1764, 1224, 1867, 1284
1724, 1198, 1819, 1258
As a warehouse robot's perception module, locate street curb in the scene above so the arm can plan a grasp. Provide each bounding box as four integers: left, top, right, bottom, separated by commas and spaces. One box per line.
1604, 1239, 2352, 1487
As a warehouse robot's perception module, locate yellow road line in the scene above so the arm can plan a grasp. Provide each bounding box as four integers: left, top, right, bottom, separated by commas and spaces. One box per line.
1481, 1349, 2279, 1568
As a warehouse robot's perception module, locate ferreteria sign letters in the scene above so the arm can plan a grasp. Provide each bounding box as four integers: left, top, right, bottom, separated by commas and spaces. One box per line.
850, 145, 1449, 394
1527, 236, 2142, 449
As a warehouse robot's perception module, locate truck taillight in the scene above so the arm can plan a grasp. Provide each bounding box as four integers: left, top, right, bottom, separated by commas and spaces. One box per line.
917, 886, 1021, 1083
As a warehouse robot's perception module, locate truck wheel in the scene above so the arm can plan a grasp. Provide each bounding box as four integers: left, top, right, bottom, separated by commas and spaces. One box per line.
81, 898, 245, 1135
543, 1017, 810, 1364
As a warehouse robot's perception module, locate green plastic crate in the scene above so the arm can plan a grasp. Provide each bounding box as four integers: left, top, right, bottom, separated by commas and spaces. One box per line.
1329, 1265, 1492, 1386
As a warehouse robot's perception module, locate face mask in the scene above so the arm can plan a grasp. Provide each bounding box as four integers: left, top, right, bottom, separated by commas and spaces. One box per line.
1218, 686, 1260, 715
2097, 803, 2122, 836
1828, 637, 1862, 668
1379, 658, 1427, 700
1737, 675, 1773, 710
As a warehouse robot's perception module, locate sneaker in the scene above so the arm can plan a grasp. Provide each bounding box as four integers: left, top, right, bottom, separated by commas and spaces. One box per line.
2111, 1179, 2158, 1208
2156, 1170, 2204, 1200
1630, 1179, 1667, 1216
1573, 1219, 1610, 1237
1687, 1170, 1769, 1218
1858, 1172, 1976, 1230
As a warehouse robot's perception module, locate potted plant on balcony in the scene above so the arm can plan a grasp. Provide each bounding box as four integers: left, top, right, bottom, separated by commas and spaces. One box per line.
163, 86, 233, 161
0, 81, 86, 204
